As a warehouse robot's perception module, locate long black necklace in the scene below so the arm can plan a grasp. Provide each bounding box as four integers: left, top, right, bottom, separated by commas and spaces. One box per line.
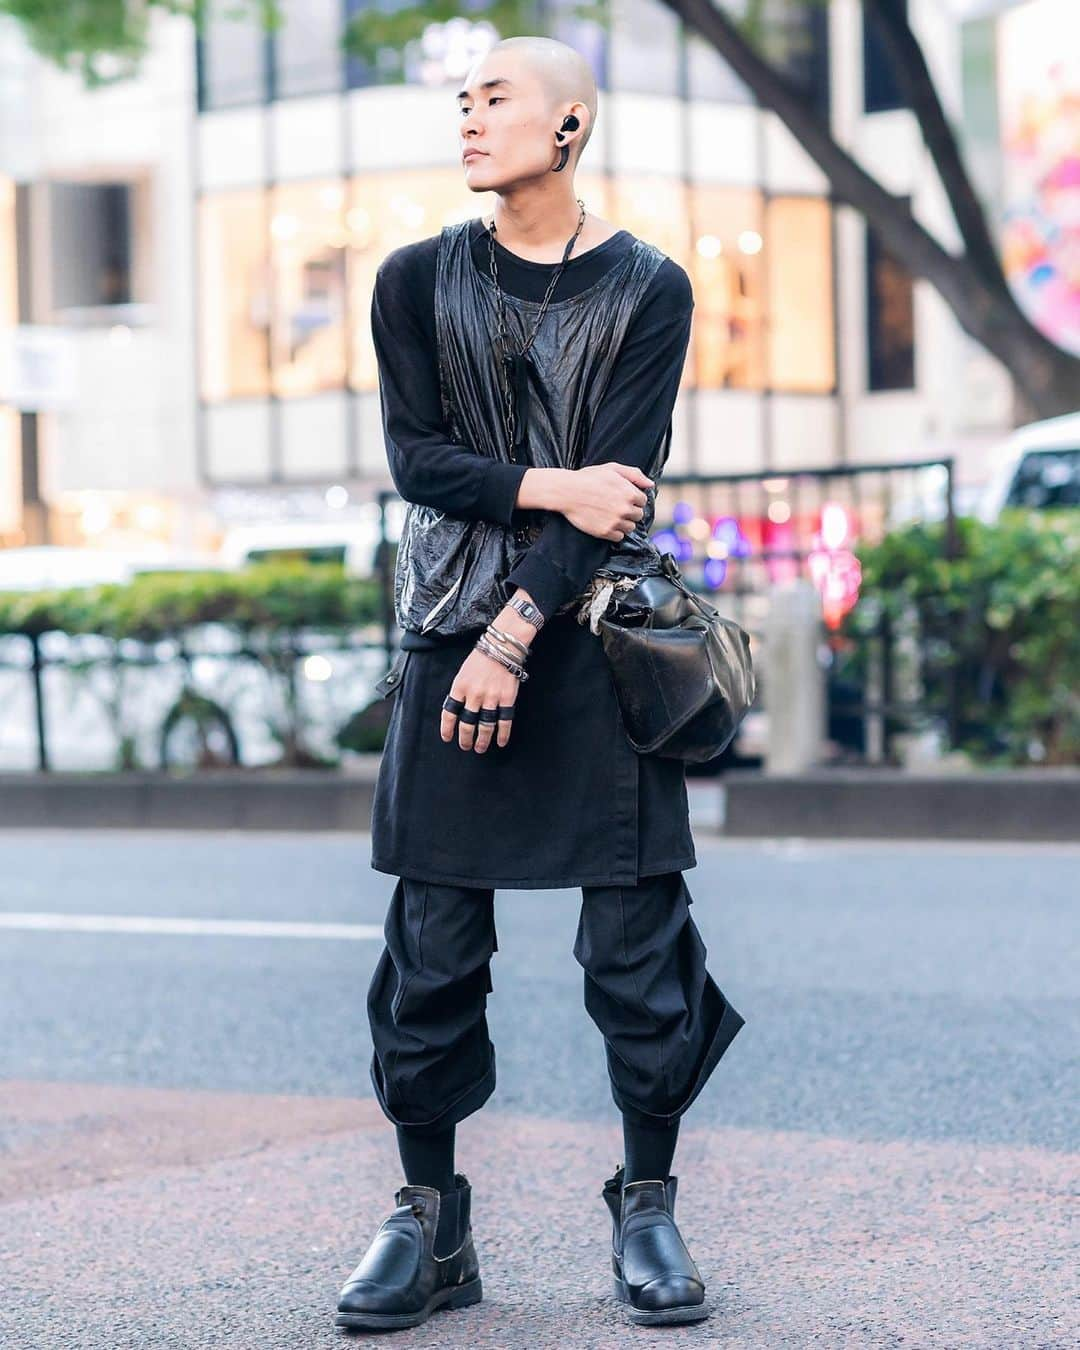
486, 198, 587, 464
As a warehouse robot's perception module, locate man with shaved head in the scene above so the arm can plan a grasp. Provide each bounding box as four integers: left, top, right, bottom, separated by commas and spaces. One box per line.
335, 33, 745, 1334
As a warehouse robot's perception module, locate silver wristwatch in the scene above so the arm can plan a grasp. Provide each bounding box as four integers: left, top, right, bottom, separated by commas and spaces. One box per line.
508, 595, 545, 631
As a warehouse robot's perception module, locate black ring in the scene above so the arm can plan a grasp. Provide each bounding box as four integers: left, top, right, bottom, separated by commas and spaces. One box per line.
477, 708, 500, 724
496, 705, 516, 720
443, 695, 465, 714
458, 708, 480, 725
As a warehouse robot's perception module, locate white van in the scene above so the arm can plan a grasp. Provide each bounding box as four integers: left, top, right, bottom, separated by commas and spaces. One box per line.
218, 499, 408, 576
974, 410, 1080, 523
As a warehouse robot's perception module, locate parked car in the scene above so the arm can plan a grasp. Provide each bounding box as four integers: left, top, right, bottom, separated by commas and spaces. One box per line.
218, 498, 408, 576
974, 410, 1080, 523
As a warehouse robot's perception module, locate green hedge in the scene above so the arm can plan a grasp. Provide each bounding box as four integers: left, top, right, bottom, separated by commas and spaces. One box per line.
0, 563, 389, 769
844, 510, 1080, 765
0, 562, 384, 642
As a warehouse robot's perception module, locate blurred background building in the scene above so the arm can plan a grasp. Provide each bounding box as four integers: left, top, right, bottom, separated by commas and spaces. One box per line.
0, 0, 1074, 557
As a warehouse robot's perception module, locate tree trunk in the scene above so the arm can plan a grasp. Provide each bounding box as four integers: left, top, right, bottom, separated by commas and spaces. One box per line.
664, 0, 1080, 419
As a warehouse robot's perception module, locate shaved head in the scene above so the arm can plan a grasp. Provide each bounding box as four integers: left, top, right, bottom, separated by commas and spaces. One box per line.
488, 36, 597, 167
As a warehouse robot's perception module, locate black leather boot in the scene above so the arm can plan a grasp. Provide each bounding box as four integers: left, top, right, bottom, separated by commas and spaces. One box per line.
601, 1162, 710, 1326
334, 1171, 482, 1331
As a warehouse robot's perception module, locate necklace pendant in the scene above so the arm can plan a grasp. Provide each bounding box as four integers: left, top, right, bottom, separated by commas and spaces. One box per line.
502, 350, 533, 463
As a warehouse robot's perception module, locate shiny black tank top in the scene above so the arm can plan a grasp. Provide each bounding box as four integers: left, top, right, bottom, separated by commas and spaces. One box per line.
393, 217, 669, 637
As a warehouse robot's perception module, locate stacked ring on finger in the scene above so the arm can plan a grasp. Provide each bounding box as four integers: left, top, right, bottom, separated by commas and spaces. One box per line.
443, 695, 517, 720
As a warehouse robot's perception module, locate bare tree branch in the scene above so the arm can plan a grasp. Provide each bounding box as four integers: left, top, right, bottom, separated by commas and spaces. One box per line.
663, 0, 1080, 416
863, 0, 1005, 291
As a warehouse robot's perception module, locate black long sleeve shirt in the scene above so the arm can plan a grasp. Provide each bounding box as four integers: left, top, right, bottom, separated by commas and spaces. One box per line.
370, 217, 693, 628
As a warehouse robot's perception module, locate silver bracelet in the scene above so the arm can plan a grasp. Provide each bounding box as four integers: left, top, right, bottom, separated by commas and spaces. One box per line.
486, 623, 530, 662
476, 636, 528, 682
475, 635, 529, 682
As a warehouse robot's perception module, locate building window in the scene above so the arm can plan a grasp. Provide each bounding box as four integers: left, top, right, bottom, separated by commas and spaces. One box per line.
49, 183, 137, 314
765, 195, 835, 393
197, 4, 269, 110
686, 28, 754, 105
546, 0, 609, 89
688, 186, 835, 393
863, 0, 906, 113
758, 0, 830, 120
198, 190, 271, 401
865, 218, 914, 390
0, 408, 19, 540
274, 0, 345, 97
269, 180, 348, 397
609, 0, 681, 96
689, 185, 766, 389
1, 174, 16, 328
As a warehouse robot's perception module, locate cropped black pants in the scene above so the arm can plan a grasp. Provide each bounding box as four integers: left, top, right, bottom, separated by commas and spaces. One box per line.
366, 868, 745, 1135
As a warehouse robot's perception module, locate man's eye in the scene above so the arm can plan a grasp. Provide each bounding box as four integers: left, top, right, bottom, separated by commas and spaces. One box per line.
459, 98, 504, 115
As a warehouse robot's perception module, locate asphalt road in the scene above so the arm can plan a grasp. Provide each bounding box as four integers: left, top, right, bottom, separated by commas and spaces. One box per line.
1, 830, 1077, 1348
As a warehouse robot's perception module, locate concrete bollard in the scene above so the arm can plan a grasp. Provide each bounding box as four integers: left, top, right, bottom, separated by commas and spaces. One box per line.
764, 579, 826, 774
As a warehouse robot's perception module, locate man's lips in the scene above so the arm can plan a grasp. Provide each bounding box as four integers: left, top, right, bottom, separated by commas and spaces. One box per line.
462, 150, 487, 162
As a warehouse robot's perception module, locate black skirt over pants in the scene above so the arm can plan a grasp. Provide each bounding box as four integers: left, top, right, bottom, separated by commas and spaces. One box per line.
366, 611, 746, 1133
369, 610, 696, 889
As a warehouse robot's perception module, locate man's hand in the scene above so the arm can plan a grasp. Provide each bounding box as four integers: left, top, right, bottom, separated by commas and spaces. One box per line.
440, 601, 537, 752
556, 463, 653, 541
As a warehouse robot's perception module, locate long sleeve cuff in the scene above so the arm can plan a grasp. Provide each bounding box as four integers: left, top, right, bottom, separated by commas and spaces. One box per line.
477, 460, 530, 527
501, 545, 579, 622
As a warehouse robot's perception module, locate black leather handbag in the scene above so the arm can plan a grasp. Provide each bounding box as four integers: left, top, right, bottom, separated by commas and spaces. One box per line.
596, 551, 757, 763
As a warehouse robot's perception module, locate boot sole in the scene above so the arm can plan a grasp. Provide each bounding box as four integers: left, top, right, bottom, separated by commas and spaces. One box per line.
613, 1274, 710, 1326
334, 1275, 482, 1331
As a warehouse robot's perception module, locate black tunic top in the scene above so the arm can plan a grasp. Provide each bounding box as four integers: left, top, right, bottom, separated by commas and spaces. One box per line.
367, 218, 697, 889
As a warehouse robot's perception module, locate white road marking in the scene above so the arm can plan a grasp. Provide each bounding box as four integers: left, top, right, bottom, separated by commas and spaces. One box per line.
0, 913, 384, 940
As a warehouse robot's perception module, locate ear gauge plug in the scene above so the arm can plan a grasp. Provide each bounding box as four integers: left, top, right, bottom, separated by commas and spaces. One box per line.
555, 114, 580, 142
552, 114, 579, 170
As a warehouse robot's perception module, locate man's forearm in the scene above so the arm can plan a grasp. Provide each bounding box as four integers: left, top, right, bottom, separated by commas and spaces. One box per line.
513, 467, 577, 514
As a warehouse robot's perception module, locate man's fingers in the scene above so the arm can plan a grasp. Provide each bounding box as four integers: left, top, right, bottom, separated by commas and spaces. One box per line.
611, 463, 654, 490
441, 679, 517, 751
457, 699, 481, 751
472, 706, 500, 754
439, 687, 467, 742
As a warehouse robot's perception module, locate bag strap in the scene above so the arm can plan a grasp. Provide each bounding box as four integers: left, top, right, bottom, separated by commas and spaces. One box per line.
659, 550, 720, 619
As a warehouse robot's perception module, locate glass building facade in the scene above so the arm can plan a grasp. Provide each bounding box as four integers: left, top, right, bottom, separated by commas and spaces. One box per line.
194, 0, 841, 484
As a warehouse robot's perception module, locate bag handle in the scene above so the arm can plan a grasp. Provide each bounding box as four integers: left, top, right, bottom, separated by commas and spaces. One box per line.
659, 551, 720, 619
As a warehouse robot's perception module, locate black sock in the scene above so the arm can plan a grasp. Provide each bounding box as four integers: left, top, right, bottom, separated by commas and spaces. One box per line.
396, 1123, 456, 1193
622, 1115, 680, 1184
396, 1124, 461, 1256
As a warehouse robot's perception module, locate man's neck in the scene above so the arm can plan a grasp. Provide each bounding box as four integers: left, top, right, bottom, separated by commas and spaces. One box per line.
482, 193, 592, 264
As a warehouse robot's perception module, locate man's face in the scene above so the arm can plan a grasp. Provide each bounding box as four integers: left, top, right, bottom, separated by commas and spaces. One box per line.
457, 53, 559, 189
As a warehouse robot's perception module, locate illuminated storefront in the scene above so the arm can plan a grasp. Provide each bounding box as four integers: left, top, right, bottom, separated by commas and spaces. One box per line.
194, 1, 840, 487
